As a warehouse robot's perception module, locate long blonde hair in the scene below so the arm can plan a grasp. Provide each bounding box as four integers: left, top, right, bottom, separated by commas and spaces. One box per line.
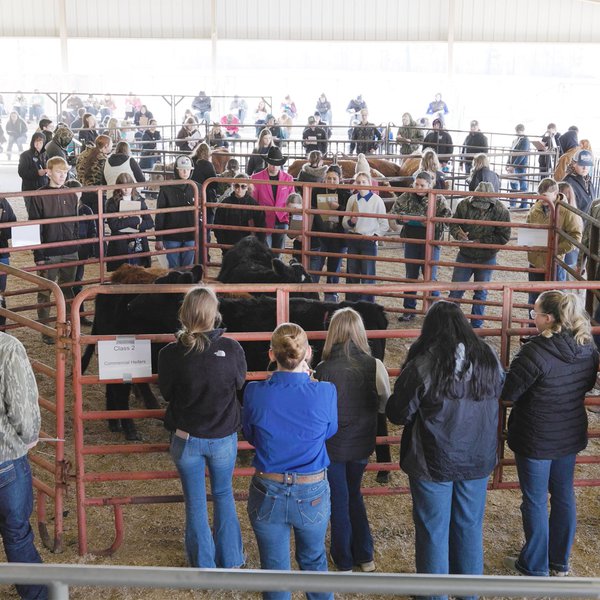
322, 308, 371, 361
176, 286, 221, 353
270, 323, 308, 370
537, 290, 593, 345
420, 149, 441, 173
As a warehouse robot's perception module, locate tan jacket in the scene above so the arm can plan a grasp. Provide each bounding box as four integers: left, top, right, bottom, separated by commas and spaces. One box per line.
527, 195, 582, 268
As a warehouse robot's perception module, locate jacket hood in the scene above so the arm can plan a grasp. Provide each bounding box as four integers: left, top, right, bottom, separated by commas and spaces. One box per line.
559, 130, 578, 152
53, 126, 74, 148
469, 196, 497, 211
529, 330, 595, 364
108, 154, 129, 167
301, 163, 328, 180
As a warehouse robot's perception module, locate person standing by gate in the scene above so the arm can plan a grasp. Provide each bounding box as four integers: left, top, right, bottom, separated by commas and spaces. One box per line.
0, 332, 48, 600
158, 286, 246, 569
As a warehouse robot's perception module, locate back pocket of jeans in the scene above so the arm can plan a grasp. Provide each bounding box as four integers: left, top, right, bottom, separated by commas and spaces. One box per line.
247, 479, 276, 522
0, 461, 16, 490
297, 485, 330, 526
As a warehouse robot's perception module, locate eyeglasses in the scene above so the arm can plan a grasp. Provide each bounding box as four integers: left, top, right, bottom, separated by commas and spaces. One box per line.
529, 309, 547, 319
233, 184, 248, 189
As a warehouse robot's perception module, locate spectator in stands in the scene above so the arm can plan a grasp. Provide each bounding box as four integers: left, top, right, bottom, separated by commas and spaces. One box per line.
176, 117, 202, 152
159, 286, 246, 569
342, 171, 388, 303
64, 179, 95, 326
192, 91, 211, 122
468, 153, 500, 192
422, 118, 453, 169
507, 124, 531, 208
221, 112, 241, 138
396, 112, 424, 156
28, 156, 79, 344
554, 126, 579, 182
387, 300, 503, 594
280, 95, 297, 121
539, 123, 560, 177
351, 109, 382, 155
448, 181, 511, 328
207, 122, 229, 149
155, 155, 198, 268
302, 116, 328, 156
251, 147, 295, 254
84, 94, 100, 116
461, 120, 489, 174
243, 322, 337, 599
0, 196, 16, 293
562, 149, 596, 214
230, 95, 248, 124
103, 140, 145, 200
5, 111, 28, 160
214, 174, 265, 253
246, 128, 275, 176
78, 113, 99, 148
66, 92, 83, 118
315, 307, 390, 574
316, 93, 332, 125
502, 290, 598, 578
45, 125, 75, 163
139, 119, 161, 170
76, 134, 112, 213
18, 132, 48, 192
12, 91, 28, 120
278, 113, 293, 141
27, 90, 43, 122
254, 99, 269, 135
297, 150, 327, 185
0, 331, 49, 600
100, 94, 117, 122
70, 108, 86, 131
133, 104, 152, 129
426, 92, 449, 125
419, 150, 446, 190
309, 165, 350, 301
0, 122, 5, 154
526, 178, 582, 307
105, 173, 154, 271
38, 118, 54, 148
346, 94, 367, 116
104, 117, 122, 146
264, 114, 284, 146
390, 171, 451, 320
124, 93, 142, 120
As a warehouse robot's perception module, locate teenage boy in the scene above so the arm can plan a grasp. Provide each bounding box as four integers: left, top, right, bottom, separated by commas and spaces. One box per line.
27, 157, 78, 344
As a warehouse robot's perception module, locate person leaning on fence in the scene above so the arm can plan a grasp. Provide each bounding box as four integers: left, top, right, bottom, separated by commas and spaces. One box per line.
213, 174, 265, 253
155, 155, 199, 269
468, 153, 500, 193
502, 290, 599, 578
387, 301, 503, 600
561, 148, 596, 214
525, 178, 582, 308
105, 173, 154, 271
342, 171, 389, 303
389, 170, 451, 321
158, 286, 246, 569
243, 323, 337, 600
27, 156, 79, 345
448, 181, 511, 328
0, 332, 49, 600
315, 307, 390, 574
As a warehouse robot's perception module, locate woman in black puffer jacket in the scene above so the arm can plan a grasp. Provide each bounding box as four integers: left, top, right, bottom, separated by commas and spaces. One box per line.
502, 290, 598, 578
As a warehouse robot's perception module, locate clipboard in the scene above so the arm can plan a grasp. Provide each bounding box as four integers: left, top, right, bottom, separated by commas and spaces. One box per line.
119, 200, 141, 213
289, 214, 303, 230
317, 194, 338, 223
532, 140, 546, 151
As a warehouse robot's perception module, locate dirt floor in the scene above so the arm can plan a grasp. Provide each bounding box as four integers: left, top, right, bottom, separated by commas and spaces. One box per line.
0, 208, 599, 599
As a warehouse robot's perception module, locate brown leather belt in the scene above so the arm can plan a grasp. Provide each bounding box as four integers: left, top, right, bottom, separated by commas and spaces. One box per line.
257, 471, 326, 484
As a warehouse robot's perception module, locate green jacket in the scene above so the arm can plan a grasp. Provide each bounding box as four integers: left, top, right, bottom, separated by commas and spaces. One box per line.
396, 121, 424, 155
449, 197, 511, 260
390, 191, 450, 240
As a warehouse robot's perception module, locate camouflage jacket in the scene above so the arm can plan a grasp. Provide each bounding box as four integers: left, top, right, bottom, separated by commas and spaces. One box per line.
390, 191, 450, 240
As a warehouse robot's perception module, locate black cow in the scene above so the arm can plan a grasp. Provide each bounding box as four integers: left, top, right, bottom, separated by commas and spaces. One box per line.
217, 236, 317, 298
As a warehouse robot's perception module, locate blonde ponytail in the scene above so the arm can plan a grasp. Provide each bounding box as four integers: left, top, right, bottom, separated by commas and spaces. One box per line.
537, 290, 593, 345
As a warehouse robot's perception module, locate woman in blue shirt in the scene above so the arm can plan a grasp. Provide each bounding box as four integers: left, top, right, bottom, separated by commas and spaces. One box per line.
243, 323, 338, 600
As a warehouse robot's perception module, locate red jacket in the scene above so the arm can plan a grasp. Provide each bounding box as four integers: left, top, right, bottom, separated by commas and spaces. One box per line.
251, 168, 295, 229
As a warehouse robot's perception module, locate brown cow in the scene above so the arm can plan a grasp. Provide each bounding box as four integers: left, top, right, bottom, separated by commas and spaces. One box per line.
287, 156, 420, 179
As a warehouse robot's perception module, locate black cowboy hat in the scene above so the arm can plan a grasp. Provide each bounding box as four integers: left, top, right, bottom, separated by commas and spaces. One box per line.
264, 146, 287, 166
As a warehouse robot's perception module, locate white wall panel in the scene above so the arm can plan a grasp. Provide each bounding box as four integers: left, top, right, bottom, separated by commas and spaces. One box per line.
0, 0, 599, 42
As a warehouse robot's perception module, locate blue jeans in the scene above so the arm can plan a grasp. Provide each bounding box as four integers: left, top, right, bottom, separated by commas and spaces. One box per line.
448, 253, 496, 328
514, 453, 577, 576
163, 240, 195, 269
346, 237, 377, 303
260, 222, 288, 256
0, 456, 48, 600
327, 460, 373, 570
410, 476, 488, 600
248, 475, 332, 600
404, 242, 441, 309
556, 249, 578, 282
170, 432, 244, 568
510, 167, 528, 208
310, 240, 346, 285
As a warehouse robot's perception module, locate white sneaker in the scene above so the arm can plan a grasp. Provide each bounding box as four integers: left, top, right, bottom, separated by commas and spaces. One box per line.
550, 569, 569, 577
359, 561, 376, 572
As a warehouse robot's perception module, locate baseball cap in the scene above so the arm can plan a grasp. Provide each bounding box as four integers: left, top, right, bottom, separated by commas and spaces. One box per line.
175, 155, 193, 170
308, 116, 316, 124
574, 149, 594, 167
470, 120, 479, 127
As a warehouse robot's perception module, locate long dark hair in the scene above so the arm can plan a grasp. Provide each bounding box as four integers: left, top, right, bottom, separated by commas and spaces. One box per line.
404, 300, 501, 400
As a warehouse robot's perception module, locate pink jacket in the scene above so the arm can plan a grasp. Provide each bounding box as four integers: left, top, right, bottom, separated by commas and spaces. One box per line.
251, 168, 295, 229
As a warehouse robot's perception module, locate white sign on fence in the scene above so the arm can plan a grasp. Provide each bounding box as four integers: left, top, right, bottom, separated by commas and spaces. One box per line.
97, 338, 152, 381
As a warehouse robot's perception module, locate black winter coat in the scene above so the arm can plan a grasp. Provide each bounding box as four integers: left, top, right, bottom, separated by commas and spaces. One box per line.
387, 344, 502, 481
310, 186, 350, 252
468, 167, 501, 193
18, 148, 48, 191
315, 343, 379, 462
562, 173, 596, 214
422, 129, 453, 158
155, 182, 197, 242
502, 331, 598, 459
213, 192, 265, 250
0, 198, 16, 255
